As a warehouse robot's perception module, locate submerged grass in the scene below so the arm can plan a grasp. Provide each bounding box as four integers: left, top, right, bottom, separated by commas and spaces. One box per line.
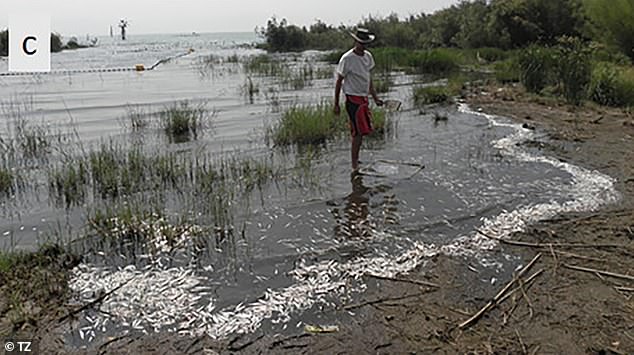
121, 104, 149, 131
268, 102, 391, 146
88, 206, 204, 255
48, 159, 89, 207
269, 103, 344, 145
160, 101, 211, 142
1, 97, 52, 160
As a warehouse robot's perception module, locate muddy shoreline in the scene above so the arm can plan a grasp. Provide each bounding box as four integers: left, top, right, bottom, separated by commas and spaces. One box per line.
2, 83, 633, 354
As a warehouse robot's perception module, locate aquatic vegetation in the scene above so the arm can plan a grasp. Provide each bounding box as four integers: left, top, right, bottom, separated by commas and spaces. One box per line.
89, 207, 204, 255
159, 101, 211, 142
264, 87, 281, 112
269, 103, 389, 146
243, 54, 284, 76
413, 86, 453, 106
0, 167, 15, 196
373, 74, 393, 94
1, 98, 52, 160
121, 104, 149, 131
48, 159, 90, 207
242, 77, 260, 103
226, 54, 240, 63
268, 103, 345, 145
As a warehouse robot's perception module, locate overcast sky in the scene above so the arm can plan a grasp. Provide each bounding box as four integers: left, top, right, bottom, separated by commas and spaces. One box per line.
1, 0, 459, 36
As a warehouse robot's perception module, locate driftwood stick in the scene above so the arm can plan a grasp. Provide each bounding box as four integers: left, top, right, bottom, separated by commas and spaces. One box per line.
563, 264, 634, 282
459, 253, 542, 330
476, 228, 630, 249
497, 269, 544, 305
344, 292, 427, 311
515, 329, 528, 355
366, 274, 440, 288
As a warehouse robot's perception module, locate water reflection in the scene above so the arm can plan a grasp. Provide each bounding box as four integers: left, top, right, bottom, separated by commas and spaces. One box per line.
333, 173, 372, 239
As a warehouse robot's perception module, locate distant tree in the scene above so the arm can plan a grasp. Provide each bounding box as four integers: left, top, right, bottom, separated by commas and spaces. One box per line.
585, 0, 634, 61
488, 0, 586, 48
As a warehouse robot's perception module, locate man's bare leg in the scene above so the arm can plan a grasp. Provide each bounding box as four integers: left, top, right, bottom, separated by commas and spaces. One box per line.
351, 135, 362, 170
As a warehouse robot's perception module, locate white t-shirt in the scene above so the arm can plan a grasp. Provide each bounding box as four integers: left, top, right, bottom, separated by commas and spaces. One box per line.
336, 49, 375, 96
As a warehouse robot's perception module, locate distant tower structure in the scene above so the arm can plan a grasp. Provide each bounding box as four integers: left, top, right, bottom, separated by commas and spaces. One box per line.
119, 19, 129, 40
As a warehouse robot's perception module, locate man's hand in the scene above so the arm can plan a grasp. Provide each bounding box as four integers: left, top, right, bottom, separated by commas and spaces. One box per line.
334, 102, 341, 116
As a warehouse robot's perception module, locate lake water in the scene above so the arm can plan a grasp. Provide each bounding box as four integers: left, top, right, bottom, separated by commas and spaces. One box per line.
0, 33, 620, 346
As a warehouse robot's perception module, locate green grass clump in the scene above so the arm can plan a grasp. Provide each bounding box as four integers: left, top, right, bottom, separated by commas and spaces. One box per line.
160, 101, 209, 142
413, 86, 453, 105
269, 103, 344, 145
518, 45, 557, 93
269, 103, 389, 145
89, 207, 204, 254
122, 105, 149, 131
589, 62, 634, 107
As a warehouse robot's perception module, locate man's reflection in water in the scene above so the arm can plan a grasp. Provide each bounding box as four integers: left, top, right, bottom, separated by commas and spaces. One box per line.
333, 173, 372, 239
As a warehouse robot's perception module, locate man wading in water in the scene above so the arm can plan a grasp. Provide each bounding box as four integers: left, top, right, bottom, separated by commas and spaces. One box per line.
334, 28, 383, 172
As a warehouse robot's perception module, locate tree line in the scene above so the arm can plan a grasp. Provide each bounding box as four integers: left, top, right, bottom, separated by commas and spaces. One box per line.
258, 0, 633, 62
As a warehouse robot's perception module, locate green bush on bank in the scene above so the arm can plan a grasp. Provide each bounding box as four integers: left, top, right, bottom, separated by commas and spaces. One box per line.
517, 45, 557, 93
555, 36, 593, 106
589, 62, 634, 107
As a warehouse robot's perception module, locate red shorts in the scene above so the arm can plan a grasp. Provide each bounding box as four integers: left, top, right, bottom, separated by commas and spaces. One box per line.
345, 95, 373, 136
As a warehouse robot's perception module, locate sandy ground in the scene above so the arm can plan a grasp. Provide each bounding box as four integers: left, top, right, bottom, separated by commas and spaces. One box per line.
2, 83, 633, 354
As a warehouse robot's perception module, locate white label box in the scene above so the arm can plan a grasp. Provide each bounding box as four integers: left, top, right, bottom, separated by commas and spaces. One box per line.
9, 14, 51, 72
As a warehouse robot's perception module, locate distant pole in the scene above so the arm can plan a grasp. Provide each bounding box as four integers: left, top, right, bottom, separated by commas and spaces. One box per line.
119, 19, 128, 41
110, 25, 113, 38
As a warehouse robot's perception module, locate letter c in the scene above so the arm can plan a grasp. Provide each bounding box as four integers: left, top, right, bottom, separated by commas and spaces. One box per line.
22, 36, 37, 55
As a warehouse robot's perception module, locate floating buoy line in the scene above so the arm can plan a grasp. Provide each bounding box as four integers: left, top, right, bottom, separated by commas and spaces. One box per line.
0, 48, 195, 76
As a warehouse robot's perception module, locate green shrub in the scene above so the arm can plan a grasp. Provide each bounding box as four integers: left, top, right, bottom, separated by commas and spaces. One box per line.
518, 45, 556, 93
555, 36, 593, 105
586, 0, 634, 61
589, 62, 634, 107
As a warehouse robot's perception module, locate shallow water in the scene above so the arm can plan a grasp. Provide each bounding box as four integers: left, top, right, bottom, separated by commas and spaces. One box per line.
0, 34, 620, 346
